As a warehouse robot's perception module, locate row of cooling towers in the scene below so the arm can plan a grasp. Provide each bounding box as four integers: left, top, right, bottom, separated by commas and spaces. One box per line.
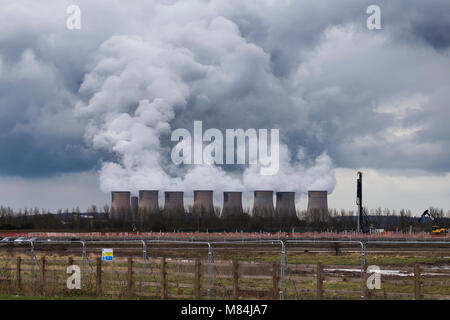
110, 190, 328, 220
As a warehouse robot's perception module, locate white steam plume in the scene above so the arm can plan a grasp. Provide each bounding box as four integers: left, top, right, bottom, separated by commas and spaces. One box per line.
75, 14, 336, 204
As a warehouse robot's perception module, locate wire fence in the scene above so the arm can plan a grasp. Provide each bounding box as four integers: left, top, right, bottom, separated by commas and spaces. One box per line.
0, 239, 449, 299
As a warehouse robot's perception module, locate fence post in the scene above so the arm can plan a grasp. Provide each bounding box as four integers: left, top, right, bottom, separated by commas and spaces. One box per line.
66, 256, 74, 293
280, 241, 285, 300
359, 242, 366, 299
141, 241, 147, 293
414, 264, 421, 300
316, 262, 323, 300
194, 259, 201, 299
127, 257, 133, 296
363, 263, 369, 300
30, 242, 35, 286
40, 256, 46, 296
96, 257, 102, 296
16, 257, 21, 293
232, 260, 239, 300
81, 242, 87, 290
207, 245, 213, 297
160, 257, 167, 299
272, 261, 280, 300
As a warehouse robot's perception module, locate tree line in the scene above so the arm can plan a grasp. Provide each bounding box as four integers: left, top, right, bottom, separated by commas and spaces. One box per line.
0, 205, 448, 233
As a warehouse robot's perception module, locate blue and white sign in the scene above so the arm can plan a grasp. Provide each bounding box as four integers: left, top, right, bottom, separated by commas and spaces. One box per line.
102, 248, 113, 261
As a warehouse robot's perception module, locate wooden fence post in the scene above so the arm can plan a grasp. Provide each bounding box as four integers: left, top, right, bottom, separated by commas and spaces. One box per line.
414, 264, 421, 300
272, 261, 280, 300
96, 257, 102, 296
316, 262, 323, 300
16, 257, 21, 293
160, 257, 167, 299
40, 256, 46, 296
127, 257, 133, 296
194, 259, 201, 299
232, 260, 239, 300
66, 256, 74, 293
363, 263, 369, 300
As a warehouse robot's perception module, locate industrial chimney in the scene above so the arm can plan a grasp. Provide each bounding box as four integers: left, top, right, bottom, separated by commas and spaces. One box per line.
192, 190, 215, 217
110, 191, 131, 221
163, 191, 185, 217
307, 191, 328, 211
276, 192, 297, 218
221, 192, 243, 218
252, 190, 275, 218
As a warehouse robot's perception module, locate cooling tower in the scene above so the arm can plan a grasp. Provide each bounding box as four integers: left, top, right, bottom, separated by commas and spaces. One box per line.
138, 190, 159, 215
221, 192, 244, 218
192, 190, 215, 217
276, 192, 297, 218
110, 191, 131, 221
252, 190, 275, 218
163, 191, 185, 217
307, 191, 328, 212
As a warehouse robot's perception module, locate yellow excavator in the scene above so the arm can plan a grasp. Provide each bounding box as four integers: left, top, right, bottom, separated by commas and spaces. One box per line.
418, 210, 448, 235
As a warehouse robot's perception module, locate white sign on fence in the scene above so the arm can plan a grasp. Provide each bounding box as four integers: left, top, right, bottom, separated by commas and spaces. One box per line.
102, 248, 113, 261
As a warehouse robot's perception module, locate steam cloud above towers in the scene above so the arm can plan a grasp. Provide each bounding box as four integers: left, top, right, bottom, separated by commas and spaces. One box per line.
1, 0, 449, 209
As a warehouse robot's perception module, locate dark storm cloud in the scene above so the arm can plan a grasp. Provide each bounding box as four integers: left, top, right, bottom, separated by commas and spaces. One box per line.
0, 132, 97, 177
411, 18, 450, 49
0, 1, 116, 178
0, 0, 449, 181
0, 44, 101, 177
382, 0, 450, 50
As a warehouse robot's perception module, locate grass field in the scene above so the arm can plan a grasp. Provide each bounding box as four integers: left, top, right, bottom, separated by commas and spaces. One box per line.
0, 242, 449, 300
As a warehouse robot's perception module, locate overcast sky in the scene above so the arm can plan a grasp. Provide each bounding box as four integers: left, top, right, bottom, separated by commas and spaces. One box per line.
0, 0, 449, 215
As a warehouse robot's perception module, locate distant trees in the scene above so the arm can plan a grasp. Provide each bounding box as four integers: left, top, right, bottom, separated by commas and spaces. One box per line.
398, 209, 412, 230
0, 205, 447, 233
298, 208, 332, 231
429, 207, 444, 218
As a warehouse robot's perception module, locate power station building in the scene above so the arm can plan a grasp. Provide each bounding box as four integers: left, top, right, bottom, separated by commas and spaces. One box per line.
276, 192, 297, 218
192, 190, 215, 217
252, 190, 275, 218
221, 192, 244, 218
138, 190, 159, 214
307, 190, 328, 212
164, 191, 185, 217
110, 191, 131, 221
110, 189, 311, 222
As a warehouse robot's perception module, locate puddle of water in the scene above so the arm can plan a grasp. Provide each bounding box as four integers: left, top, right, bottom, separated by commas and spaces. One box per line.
324, 268, 450, 277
